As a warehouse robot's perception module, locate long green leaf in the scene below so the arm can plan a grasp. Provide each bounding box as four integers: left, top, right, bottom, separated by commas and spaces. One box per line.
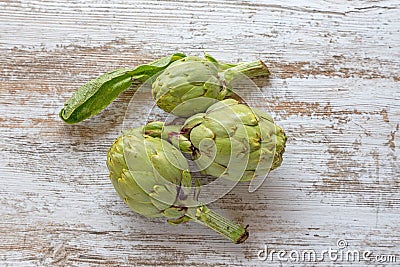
60, 53, 186, 124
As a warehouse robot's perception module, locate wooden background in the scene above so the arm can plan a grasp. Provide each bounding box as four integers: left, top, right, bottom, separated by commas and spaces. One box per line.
1, 0, 399, 266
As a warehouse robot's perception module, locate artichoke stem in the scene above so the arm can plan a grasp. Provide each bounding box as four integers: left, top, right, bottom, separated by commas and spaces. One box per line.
224, 60, 269, 85
188, 205, 249, 244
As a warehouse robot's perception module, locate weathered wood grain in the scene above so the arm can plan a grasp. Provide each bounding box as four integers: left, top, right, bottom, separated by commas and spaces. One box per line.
0, 0, 399, 266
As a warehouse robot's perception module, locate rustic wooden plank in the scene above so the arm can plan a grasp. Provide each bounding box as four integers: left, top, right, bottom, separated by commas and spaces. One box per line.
0, 0, 399, 266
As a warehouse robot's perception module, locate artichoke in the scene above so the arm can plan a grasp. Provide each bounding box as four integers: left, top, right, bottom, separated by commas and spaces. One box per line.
107, 127, 249, 243
151, 55, 269, 117
145, 99, 286, 182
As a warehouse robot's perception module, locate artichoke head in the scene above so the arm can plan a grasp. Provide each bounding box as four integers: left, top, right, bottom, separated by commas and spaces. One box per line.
107, 127, 191, 219
182, 99, 287, 181
151, 55, 269, 117
107, 127, 249, 243
151, 56, 226, 117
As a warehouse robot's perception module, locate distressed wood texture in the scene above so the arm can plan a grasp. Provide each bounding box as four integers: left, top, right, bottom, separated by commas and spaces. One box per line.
1, 0, 399, 266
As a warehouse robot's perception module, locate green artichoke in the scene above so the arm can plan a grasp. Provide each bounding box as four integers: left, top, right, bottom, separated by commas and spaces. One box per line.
151, 55, 269, 117
145, 99, 286, 182
107, 127, 249, 243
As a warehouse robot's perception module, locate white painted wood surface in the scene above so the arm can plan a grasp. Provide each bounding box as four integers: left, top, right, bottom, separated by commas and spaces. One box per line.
1, 0, 399, 266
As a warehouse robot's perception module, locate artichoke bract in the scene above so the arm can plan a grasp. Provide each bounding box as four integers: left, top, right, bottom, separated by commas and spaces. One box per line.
145, 99, 286, 182
151, 55, 269, 117
107, 127, 249, 243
